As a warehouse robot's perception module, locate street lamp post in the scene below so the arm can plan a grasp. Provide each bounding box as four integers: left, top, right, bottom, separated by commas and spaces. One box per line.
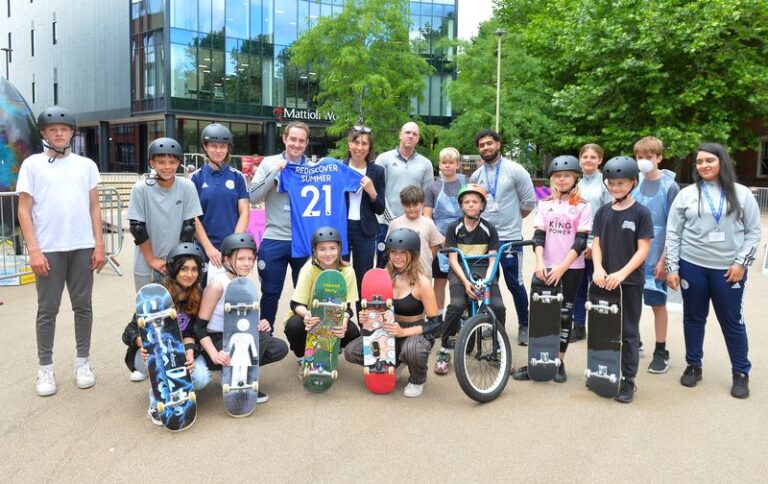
494, 29, 505, 133
0, 47, 11, 80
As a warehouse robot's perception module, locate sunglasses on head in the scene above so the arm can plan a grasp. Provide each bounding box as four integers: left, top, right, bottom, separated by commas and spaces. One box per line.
352, 125, 372, 133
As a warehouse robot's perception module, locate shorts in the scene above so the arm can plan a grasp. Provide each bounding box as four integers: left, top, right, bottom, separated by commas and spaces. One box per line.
432, 255, 448, 279
643, 288, 667, 306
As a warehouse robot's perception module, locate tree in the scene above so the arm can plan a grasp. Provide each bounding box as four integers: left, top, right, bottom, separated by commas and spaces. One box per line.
491, 0, 768, 158
290, 0, 434, 157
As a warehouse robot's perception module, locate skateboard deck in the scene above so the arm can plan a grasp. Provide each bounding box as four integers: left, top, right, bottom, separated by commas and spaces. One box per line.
303, 269, 346, 393
360, 268, 396, 394
527, 278, 563, 381
222, 277, 260, 417
584, 284, 623, 398
135, 283, 196, 431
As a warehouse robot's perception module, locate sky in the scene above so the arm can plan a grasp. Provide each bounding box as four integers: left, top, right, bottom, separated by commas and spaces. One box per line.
457, 0, 494, 40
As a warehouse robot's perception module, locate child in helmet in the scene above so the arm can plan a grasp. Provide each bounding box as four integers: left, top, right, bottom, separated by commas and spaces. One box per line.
344, 228, 442, 397
195, 233, 289, 404
127, 137, 202, 290
436, 184, 505, 375
591, 156, 653, 403
283, 226, 361, 374
121, 242, 212, 425
512, 156, 592, 383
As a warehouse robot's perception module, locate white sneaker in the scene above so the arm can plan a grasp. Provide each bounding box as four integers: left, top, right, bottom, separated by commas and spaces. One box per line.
74, 360, 96, 389
129, 370, 148, 382
403, 382, 424, 398
147, 405, 163, 426
36, 366, 57, 397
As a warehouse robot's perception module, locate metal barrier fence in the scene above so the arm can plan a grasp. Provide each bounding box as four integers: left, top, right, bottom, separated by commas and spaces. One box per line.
0, 187, 125, 283
751, 187, 768, 215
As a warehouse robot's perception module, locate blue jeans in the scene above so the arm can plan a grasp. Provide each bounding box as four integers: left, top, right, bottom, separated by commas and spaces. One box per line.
257, 239, 308, 328
343, 220, 376, 294
375, 223, 389, 269
572, 258, 594, 327
679, 259, 751, 374
499, 241, 528, 327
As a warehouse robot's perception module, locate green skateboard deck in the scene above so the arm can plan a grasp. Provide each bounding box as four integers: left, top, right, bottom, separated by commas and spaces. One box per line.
302, 269, 346, 393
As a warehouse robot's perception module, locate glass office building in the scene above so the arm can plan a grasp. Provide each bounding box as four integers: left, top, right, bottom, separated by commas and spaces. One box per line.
121, 0, 456, 172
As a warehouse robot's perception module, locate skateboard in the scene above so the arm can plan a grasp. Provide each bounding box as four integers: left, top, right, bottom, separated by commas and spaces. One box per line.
527, 277, 563, 381
135, 283, 196, 431
222, 277, 260, 417
359, 268, 396, 394
584, 284, 623, 398
303, 269, 346, 393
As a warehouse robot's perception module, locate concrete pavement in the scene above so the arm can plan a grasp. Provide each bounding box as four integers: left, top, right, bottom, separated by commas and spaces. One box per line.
1, 218, 766, 483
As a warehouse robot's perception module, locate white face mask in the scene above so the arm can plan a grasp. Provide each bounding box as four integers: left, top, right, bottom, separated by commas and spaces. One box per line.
637, 158, 654, 174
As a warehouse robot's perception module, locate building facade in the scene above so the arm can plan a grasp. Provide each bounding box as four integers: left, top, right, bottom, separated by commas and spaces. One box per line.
2, 0, 457, 173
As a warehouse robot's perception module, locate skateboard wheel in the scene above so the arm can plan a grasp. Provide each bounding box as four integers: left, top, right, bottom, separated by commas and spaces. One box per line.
252, 381, 259, 392
364, 367, 370, 376
303, 367, 309, 379
189, 391, 196, 403
530, 358, 537, 367
609, 375, 617, 384
609, 304, 619, 314
556, 293, 564, 302
584, 369, 592, 378
252, 302, 259, 311
387, 366, 395, 376
555, 358, 562, 367
331, 370, 338, 380
532, 293, 540, 302
137, 317, 146, 329
223, 384, 230, 394
156, 402, 165, 413
311, 299, 319, 309
360, 299, 368, 309
585, 302, 593, 311
168, 308, 177, 319
224, 303, 232, 313
385, 298, 393, 309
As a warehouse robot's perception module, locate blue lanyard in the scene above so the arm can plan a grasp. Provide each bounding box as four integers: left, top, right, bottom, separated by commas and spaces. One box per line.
484, 159, 502, 199
701, 183, 725, 226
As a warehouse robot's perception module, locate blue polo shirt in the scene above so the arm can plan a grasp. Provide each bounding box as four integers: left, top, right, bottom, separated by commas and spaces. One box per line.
190, 163, 249, 250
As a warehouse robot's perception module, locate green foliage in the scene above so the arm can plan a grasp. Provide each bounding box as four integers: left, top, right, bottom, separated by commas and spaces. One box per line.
464, 0, 768, 159
290, 0, 434, 158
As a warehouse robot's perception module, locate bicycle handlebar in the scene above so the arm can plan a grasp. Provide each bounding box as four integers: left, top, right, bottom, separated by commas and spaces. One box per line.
439, 240, 534, 288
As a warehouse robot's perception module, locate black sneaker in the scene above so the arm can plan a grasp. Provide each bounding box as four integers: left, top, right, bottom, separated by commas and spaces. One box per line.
615, 378, 636, 403
648, 349, 671, 374
680, 364, 702, 387
517, 325, 528, 346
570, 326, 586, 342
256, 391, 269, 404
731, 372, 750, 399
512, 366, 530, 381
553, 363, 567, 383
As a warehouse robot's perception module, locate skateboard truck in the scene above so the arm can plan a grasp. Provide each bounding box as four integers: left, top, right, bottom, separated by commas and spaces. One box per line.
584, 365, 618, 384
530, 352, 562, 368
584, 300, 619, 314
531, 292, 564, 303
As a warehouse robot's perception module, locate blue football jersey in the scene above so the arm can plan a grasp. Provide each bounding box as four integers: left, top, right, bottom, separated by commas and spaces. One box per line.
279, 157, 363, 257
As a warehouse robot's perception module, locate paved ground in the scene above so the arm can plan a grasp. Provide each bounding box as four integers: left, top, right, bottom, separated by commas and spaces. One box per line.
1, 218, 766, 483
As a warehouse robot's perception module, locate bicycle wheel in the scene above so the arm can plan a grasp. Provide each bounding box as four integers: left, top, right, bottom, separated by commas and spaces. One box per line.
454, 312, 512, 403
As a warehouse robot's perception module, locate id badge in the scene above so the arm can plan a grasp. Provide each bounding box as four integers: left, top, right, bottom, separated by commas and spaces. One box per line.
487, 196, 499, 212
709, 230, 725, 242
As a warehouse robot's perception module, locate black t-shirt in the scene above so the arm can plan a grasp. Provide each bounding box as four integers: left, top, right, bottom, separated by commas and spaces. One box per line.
445, 217, 500, 282
592, 201, 653, 285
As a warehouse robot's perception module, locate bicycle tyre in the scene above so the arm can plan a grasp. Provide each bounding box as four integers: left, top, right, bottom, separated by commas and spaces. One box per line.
453, 312, 512, 403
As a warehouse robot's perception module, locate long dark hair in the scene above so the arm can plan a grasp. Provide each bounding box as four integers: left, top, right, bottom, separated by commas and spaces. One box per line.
163, 255, 202, 316
693, 142, 741, 219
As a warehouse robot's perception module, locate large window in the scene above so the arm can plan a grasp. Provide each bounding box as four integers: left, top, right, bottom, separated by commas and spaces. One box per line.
758, 137, 768, 178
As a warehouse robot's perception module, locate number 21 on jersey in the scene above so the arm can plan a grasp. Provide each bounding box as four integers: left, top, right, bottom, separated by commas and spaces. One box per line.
301, 184, 332, 217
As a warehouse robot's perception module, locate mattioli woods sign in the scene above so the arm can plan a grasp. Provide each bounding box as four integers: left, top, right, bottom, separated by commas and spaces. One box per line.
272, 106, 337, 123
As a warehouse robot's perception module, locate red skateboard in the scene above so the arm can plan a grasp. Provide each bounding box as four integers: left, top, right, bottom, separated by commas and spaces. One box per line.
359, 268, 396, 394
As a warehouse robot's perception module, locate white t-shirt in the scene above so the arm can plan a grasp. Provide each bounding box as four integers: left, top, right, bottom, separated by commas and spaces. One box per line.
346, 165, 367, 221
15, 152, 100, 252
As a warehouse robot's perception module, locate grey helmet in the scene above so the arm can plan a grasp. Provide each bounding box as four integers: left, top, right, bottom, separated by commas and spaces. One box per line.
548, 155, 581, 176
201, 123, 233, 146
311, 226, 342, 248
147, 137, 183, 160
603, 156, 639, 181
385, 228, 420, 253
221, 232, 257, 257
37, 106, 76, 129
166, 242, 204, 266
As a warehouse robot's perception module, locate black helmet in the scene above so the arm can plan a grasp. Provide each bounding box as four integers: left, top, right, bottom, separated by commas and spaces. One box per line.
37, 106, 76, 129
311, 226, 341, 248
166, 242, 204, 266
201, 123, 233, 146
548, 155, 581, 176
603, 156, 639, 180
221, 233, 257, 257
385, 228, 420, 253
148, 137, 183, 160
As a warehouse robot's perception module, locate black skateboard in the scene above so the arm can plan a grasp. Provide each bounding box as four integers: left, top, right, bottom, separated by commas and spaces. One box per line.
527, 278, 563, 381
584, 284, 622, 398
